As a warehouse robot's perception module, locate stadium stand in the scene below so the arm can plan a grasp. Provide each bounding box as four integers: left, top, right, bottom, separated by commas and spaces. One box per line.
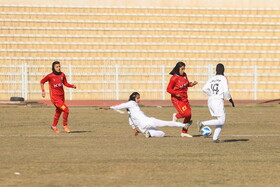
0, 5, 279, 100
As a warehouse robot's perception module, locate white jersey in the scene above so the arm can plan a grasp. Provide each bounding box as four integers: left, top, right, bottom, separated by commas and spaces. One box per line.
110, 100, 185, 133
110, 101, 151, 132
202, 75, 232, 101
202, 75, 232, 117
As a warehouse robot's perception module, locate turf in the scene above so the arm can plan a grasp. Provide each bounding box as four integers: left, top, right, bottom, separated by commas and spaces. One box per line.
0, 105, 279, 186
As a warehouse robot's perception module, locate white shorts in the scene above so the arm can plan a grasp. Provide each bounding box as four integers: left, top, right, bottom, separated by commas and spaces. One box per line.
208, 99, 225, 117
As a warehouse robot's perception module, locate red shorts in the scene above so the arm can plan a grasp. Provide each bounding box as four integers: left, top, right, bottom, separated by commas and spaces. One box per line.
171, 97, 192, 121
51, 95, 68, 111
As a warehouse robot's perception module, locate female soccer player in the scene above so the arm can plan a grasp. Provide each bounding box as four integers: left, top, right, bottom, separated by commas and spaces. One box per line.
197, 63, 235, 143
103, 92, 191, 138
167, 62, 198, 137
40, 61, 76, 133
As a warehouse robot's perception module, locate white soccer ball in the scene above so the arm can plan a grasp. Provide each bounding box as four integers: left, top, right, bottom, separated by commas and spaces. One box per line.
201, 126, 212, 136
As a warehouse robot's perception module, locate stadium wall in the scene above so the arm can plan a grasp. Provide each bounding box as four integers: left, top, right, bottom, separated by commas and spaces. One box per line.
0, 1, 279, 101
1, 0, 280, 8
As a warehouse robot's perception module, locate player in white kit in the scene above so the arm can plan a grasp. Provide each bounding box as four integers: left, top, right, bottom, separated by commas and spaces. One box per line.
105, 92, 191, 138
197, 64, 235, 143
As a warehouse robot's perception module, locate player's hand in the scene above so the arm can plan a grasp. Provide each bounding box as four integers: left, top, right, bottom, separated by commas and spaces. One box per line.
42, 91, 45, 98
192, 81, 198, 86
175, 94, 180, 97
73, 85, 77, 89
229, 99, 235, 107
134, 129, 140, 136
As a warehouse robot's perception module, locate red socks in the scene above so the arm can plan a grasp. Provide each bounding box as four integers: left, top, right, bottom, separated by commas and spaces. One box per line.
182, 128, 188, 133
63, 111, 69, 126
52, 110, 62, 127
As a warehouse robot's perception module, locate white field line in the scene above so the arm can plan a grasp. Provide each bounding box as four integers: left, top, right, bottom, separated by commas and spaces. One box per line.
226, 122, 277, 124
221, 134, 280, 137
0, 134, 127, 137
0, 134, 279, 137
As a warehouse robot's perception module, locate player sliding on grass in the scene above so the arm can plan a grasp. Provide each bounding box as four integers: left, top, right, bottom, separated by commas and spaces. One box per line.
197, 63, 235, 143
103, 92, 191, 138
40, 61, 76, 133
167, 62, 198, 138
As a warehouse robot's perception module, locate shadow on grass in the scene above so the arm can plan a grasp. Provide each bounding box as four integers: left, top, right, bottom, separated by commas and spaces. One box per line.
70, 131, 92, 133
164, 134, 204, 138
223, 139, 249, 142
192, 134, 204, 138
164, 135, 180, 138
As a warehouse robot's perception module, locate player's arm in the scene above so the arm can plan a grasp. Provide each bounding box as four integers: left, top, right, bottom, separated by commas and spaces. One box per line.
110, 102, 132, 110
101, 102, 132, 114
166, 76, 180, 97
188, 81, 198, 87
202, 80, 211, 96
62, 74, 76, 89
40, 75, 49, 98
129, 117, 140, 136
222, 78, 235, 107
133, 129, 140, 136
229, 99, 235, 107
225, 91, 235, 107
40, 83, 46, 98
101, 105, 125, 114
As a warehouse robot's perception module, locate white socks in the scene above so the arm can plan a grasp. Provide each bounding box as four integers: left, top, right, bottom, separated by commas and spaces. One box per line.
202, 115, 225, 140
213, 125, 223, 140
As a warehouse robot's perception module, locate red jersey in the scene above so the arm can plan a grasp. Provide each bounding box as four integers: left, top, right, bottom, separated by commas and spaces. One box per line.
40, 72, 74, 97
167, 73, 190, 100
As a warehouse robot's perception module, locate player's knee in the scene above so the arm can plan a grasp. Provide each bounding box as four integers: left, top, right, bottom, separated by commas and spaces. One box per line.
56, 108, 62, 113
217, 116, 225, 125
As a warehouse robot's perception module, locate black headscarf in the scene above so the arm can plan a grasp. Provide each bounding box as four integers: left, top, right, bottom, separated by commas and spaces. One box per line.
128, 92, 140, 101
216, 63, 224, 75
169, 61, 185, 76
52, 61, 62, 75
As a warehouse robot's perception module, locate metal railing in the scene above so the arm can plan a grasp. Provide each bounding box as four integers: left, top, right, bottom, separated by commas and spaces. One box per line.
0, 64, 279, 100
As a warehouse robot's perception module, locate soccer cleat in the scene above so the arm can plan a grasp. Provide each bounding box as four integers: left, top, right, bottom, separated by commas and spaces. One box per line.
63, 125, 71, 133
172, 113, 177, 122
50, 126, 59, 133
197, 121, 204, 132
212, 139, 221, 143
145, 131, 151, 138
181, 133, 193, 138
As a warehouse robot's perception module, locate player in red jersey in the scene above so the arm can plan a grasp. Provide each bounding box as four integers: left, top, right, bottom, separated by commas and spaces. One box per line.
40, 61, 76, 133
167, 62, 198, 137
